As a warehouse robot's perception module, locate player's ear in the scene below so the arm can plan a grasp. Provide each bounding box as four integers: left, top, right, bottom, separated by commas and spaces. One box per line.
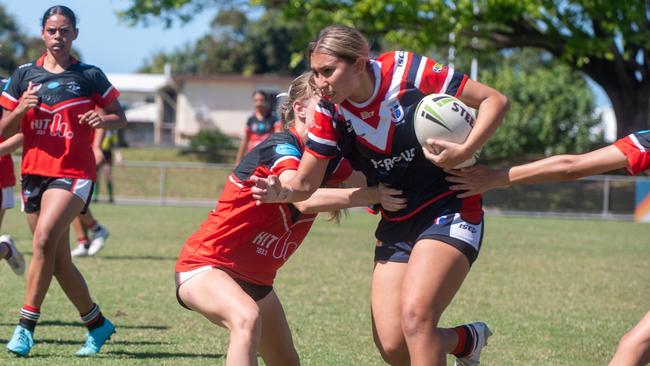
293, 100, 306, 120
353, 57, 366, 73
73, 27, 79, 40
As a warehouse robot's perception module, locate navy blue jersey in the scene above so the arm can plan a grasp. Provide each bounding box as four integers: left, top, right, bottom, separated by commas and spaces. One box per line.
307, 51, 472, 221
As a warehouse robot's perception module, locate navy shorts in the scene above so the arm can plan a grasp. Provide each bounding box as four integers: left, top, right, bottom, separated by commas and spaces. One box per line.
21, 174, 94, 214
374, 195, 484, 265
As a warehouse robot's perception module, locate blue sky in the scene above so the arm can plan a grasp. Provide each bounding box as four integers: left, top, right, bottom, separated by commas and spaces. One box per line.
3, 0, 215, 73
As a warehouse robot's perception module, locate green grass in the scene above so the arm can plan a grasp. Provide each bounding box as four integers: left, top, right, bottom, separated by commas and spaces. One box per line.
0, 206, 648, 365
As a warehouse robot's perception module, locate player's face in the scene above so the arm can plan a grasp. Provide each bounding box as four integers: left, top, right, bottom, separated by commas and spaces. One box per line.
252, 93, 268, 111
41, 14, 78, 58
311, 52, 359, 104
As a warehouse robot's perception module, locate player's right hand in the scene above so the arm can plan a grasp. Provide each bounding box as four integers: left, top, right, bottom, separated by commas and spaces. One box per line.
377, 184, 406, 212
251, 175, 292, 205
17, 81, 40, 114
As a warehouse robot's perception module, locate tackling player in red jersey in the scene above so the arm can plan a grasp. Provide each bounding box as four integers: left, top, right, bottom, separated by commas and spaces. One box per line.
445, 130, 650, 366
175, 73, 406, 366
0, 76, 25, 276
252, 25, 509, 366
0, 6, 126, 357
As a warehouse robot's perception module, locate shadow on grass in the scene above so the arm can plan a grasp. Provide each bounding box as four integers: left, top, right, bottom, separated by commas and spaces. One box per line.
38, 339, 172, 345
1, 320, 169, 330
106, 350, 224, 359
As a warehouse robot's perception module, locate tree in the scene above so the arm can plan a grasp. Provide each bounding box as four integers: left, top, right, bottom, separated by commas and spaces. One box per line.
479, 49, 603, 163
138, 9, 303, 75
0, 5, 44, 76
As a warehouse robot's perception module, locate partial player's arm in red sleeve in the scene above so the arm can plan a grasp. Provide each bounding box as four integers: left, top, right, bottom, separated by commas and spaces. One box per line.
614, 132, 650, 175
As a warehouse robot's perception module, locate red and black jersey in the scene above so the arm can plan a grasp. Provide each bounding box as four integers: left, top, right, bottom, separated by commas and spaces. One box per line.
614, 130, 650, 175
245, 111, 282, 152
307, 51, 471, 222
175, 128, 353, 285
0, 77, 15, 188
0, 54, 120, 180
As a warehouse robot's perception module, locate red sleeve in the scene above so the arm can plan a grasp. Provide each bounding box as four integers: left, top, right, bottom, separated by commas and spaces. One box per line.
305, 102, 339, 159
269, 155, 301, 175
614, 133, 650, 175
414, 54, 469, 97
325, 158, 353, 186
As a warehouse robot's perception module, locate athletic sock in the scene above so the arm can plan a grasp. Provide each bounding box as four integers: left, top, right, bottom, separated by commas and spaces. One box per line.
88, 220, 100, 232
452, 324, 476, 357
78, 238, 90, 250
81, 303, 105, 331
19, 305, 40, 332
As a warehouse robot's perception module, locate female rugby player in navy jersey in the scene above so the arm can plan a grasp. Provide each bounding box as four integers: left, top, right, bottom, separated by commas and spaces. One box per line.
253, 25, 509, 366
176, 72, 406, 366
0, 5, 126, 357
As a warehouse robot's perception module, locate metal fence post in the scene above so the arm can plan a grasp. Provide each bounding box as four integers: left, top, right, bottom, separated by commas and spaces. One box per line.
159, 164, 167, 205
602, 176, 610, 217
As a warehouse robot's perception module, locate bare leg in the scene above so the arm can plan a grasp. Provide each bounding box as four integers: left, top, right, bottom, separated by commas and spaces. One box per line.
178, 268, 262, 366
371, 261, 410, 366
24, 189, 84, 307
400, 240, 469, 366
71, 216, 88, 243
53, 225, 94, 313
609, 310, 650, 366
257, 290, 300, 366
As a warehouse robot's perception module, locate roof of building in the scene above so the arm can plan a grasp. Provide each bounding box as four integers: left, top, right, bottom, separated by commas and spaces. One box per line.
107, 73, 171, 93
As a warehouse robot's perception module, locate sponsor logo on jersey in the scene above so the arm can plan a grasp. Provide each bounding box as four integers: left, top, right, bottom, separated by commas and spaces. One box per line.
389, 101, 405, 125
30, 113, 74, 139
370, 148, 416, 171
434, 214, 454, 226
47, 82, 60, 89
66, 81, 81, 95
432, 63, 444, 73
360, 111, 375, 120
251, 230, 299, 260
275, 143, 301, 157
18, 63, 32, 69
396, 51, 406, 67
2, 78, 10, 91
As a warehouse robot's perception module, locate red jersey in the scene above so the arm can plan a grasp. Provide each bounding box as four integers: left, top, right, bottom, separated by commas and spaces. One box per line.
0, 54, 120, 180
0, 136, 15, 188
306, 51, 475, 222
614, 130, 650, 175
175, 129, 353, 285
245, 111, 282, 152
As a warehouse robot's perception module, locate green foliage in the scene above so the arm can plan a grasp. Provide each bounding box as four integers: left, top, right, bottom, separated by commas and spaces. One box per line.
479, 49, 604, 163
0, 5, 45, 75
138, 9, 304, 75
186, 129, 237, 163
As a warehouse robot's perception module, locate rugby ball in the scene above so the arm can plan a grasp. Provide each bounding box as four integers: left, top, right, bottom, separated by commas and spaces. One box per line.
414, 93, 478, 168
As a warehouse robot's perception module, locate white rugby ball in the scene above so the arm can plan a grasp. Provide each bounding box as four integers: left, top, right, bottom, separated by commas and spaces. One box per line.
414, 93, 478, 168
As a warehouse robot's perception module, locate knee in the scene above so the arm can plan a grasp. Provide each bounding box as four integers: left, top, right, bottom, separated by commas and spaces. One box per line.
229, 307, 262, 339
617, 328, 650, 354
400, 302, 438, 338
31, 232, 55, 258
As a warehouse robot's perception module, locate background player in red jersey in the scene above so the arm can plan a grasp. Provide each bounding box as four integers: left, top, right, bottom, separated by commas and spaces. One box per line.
234, 90, 282, 165
252, 25, 509, 366
0, 6, 127, 357
445, 130, 650, 366
0, 128, 25, 276
176, 73, 406, 366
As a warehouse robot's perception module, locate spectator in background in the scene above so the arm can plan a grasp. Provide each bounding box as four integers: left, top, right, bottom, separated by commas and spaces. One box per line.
234, 90, 281, 165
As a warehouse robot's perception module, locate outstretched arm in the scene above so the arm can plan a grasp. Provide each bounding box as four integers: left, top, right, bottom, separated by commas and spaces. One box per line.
0, 133, 23, 156
252, 151, 329, 204
446, 145, 628, 198
285, 170, 406, 214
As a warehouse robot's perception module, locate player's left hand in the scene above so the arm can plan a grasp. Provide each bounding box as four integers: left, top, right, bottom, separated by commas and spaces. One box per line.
422, 138, 473, 169
78, 110, 104, 128
251, 175, 292, 205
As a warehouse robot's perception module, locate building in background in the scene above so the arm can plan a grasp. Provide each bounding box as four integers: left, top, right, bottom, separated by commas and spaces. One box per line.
107, 72, 292, 147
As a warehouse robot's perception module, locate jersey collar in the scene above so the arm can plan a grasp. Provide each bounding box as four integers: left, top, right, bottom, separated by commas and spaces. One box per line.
35, 53, 79, 67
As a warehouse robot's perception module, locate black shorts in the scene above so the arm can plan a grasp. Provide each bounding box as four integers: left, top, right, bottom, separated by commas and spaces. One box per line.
174, 266, 273, 310
375, 195, 484, 265
101, 150, 113, 165
21, 174, 94, 214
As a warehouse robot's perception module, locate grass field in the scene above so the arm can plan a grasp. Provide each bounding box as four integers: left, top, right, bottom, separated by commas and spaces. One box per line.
0, 205, 648, 365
